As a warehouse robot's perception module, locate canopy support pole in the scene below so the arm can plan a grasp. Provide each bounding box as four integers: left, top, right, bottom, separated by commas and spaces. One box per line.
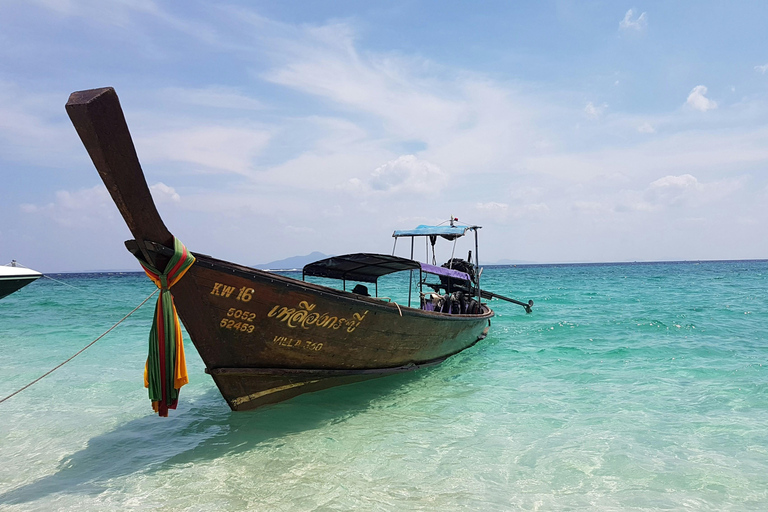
408, 236, 414, 307
474, 229, 481, 303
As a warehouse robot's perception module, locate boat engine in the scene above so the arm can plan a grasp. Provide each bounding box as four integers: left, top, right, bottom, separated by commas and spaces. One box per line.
440, 256, 476, 294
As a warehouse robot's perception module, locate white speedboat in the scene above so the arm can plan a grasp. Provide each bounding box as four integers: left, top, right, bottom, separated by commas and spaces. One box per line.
0, 261, 42, 299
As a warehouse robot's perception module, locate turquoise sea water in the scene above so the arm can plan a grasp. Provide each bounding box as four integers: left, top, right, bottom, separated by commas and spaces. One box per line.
1, 261, 767, 511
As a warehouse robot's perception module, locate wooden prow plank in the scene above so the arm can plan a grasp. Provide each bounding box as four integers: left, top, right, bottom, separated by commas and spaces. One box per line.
66, 88, 173, 255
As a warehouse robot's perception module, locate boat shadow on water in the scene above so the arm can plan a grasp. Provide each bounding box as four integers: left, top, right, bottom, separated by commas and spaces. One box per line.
0, 371, 428, 506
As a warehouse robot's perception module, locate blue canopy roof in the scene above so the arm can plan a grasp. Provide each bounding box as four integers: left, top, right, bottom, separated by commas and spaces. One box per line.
392, 224, 480, 239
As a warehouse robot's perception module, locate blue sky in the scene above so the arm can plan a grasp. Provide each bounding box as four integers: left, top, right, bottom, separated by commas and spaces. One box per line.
1, 1, 767, 271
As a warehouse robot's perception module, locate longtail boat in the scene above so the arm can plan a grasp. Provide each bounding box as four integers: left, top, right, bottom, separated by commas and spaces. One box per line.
65, 87, 533, 412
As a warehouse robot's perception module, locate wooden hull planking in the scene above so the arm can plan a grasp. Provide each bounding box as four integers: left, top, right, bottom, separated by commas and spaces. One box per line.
170, 251, 493, 410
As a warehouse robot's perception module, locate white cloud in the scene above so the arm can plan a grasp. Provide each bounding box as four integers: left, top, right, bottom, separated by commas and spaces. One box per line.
137, 125, 271, 175
755, 63, 768, 74
638, 122, 655, 134
568, 173, 747, 217
257, 20, 545, 177
584, 101, 608, 119
150, 182, 181, 203
686, 85, 717, 112
649, 174, 700, 190
19, 185, 115, 228
527, 120, 768, 184
647, 174, 702, 207
642, 174, 699, 209
367, 155, 446, 195
619, 9, 647, 31
475, 201, 508, 212
633, 174, 743, 211
263, 28, 466, 142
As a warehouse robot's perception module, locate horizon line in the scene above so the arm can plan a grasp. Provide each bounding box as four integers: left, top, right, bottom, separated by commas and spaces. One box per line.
42, 257, 768, 275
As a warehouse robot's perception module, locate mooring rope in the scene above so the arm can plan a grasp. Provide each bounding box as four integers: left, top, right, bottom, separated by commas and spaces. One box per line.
39, 274, 145, 303
9, 261, 109, 297
0, 289, 158, 405
41, 273, 92, 293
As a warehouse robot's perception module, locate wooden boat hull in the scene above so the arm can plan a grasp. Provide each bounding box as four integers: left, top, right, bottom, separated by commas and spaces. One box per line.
165, 249, 493, 410
65, 86, 494, 411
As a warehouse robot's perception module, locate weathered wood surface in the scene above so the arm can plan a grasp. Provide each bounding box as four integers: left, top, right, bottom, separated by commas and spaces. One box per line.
166, 251, 492, 410
66, 88, 173, 267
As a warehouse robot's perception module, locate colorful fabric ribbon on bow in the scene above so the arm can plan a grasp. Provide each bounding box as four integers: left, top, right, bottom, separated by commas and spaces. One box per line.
137, 238, 195, 416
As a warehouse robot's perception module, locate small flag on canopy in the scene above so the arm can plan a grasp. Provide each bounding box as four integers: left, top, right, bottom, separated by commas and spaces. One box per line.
136, 238, 195, 416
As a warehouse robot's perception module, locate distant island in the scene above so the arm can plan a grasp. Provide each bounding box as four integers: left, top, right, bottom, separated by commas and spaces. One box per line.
254, 252, 330, 270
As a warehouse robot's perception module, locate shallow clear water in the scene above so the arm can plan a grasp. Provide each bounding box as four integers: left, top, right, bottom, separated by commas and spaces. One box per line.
1, 261, 767, 510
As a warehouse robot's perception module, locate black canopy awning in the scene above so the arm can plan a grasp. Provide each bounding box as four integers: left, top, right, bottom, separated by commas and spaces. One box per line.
303, 253, 420, 283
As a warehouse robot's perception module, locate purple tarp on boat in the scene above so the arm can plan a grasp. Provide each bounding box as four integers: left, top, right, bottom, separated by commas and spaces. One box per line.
302, 253, 471, 283
420, 263, 470, 281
